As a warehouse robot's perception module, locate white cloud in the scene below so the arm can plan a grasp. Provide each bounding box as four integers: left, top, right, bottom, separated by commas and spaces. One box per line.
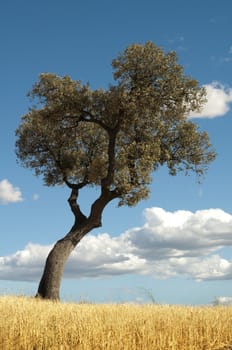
32, 194, 39, 201
0, 179, 23, 204
189, 82, 232, 119
1, 207, 232, 282
0, 243, 51, 281
215, 296, 232, 306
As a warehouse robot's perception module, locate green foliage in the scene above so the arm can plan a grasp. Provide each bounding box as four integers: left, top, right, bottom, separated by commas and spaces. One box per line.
16, 42, 216, 206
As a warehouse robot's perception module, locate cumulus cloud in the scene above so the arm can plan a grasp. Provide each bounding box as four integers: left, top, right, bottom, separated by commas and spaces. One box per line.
0, 243, 50, 281
189, 82, 232, 119
1, 207, 232, 282
215, 296, 232, 306
0, 179, 23, 204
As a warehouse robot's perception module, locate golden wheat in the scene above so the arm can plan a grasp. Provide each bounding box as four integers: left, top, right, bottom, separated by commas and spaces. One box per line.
1, 295, 232, 350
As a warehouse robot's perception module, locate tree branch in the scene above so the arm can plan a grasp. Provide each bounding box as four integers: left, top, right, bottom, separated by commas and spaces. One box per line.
89, 187, 119, 227
67, 188, 87, 225
80, 110, 110, 131
64, 176, 88, 190
101, 125, 119, 189
60, 110, 110, 132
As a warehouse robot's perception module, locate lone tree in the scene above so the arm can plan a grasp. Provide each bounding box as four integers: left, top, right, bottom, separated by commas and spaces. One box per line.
16, 42, 216, 300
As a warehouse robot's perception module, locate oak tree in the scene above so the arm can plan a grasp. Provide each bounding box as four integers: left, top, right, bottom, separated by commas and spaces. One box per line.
16, 42, 216, 300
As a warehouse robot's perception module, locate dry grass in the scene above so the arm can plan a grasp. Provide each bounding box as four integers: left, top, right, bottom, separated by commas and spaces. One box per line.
1, 295, 232, 350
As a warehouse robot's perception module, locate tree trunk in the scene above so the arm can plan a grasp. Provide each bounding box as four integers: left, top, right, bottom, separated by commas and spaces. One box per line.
35, 185, 117, 300
36, 220, 98, 300
36, 238, 74, 300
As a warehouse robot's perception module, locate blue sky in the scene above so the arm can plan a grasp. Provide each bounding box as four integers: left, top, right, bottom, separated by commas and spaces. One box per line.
1, 0, 232, 305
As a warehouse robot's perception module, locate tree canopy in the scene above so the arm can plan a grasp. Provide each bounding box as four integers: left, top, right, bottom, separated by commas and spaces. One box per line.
16, 42, 216, 207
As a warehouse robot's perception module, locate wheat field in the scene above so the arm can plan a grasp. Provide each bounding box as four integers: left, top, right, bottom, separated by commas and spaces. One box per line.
1, 295, 232, 350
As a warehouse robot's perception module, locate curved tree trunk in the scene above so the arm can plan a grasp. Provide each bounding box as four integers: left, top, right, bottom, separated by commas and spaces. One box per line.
36, 238, 74, 300
36, 222, 96, 300
36, 185, 118, 300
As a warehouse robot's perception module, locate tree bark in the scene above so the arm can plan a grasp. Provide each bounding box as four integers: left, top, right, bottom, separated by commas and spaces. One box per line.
36, 238, 74, 300
36, 186, 118, 300
36, 222, 97, 300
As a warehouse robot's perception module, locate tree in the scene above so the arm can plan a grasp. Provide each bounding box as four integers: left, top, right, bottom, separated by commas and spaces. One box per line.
16, 42, 216, 300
